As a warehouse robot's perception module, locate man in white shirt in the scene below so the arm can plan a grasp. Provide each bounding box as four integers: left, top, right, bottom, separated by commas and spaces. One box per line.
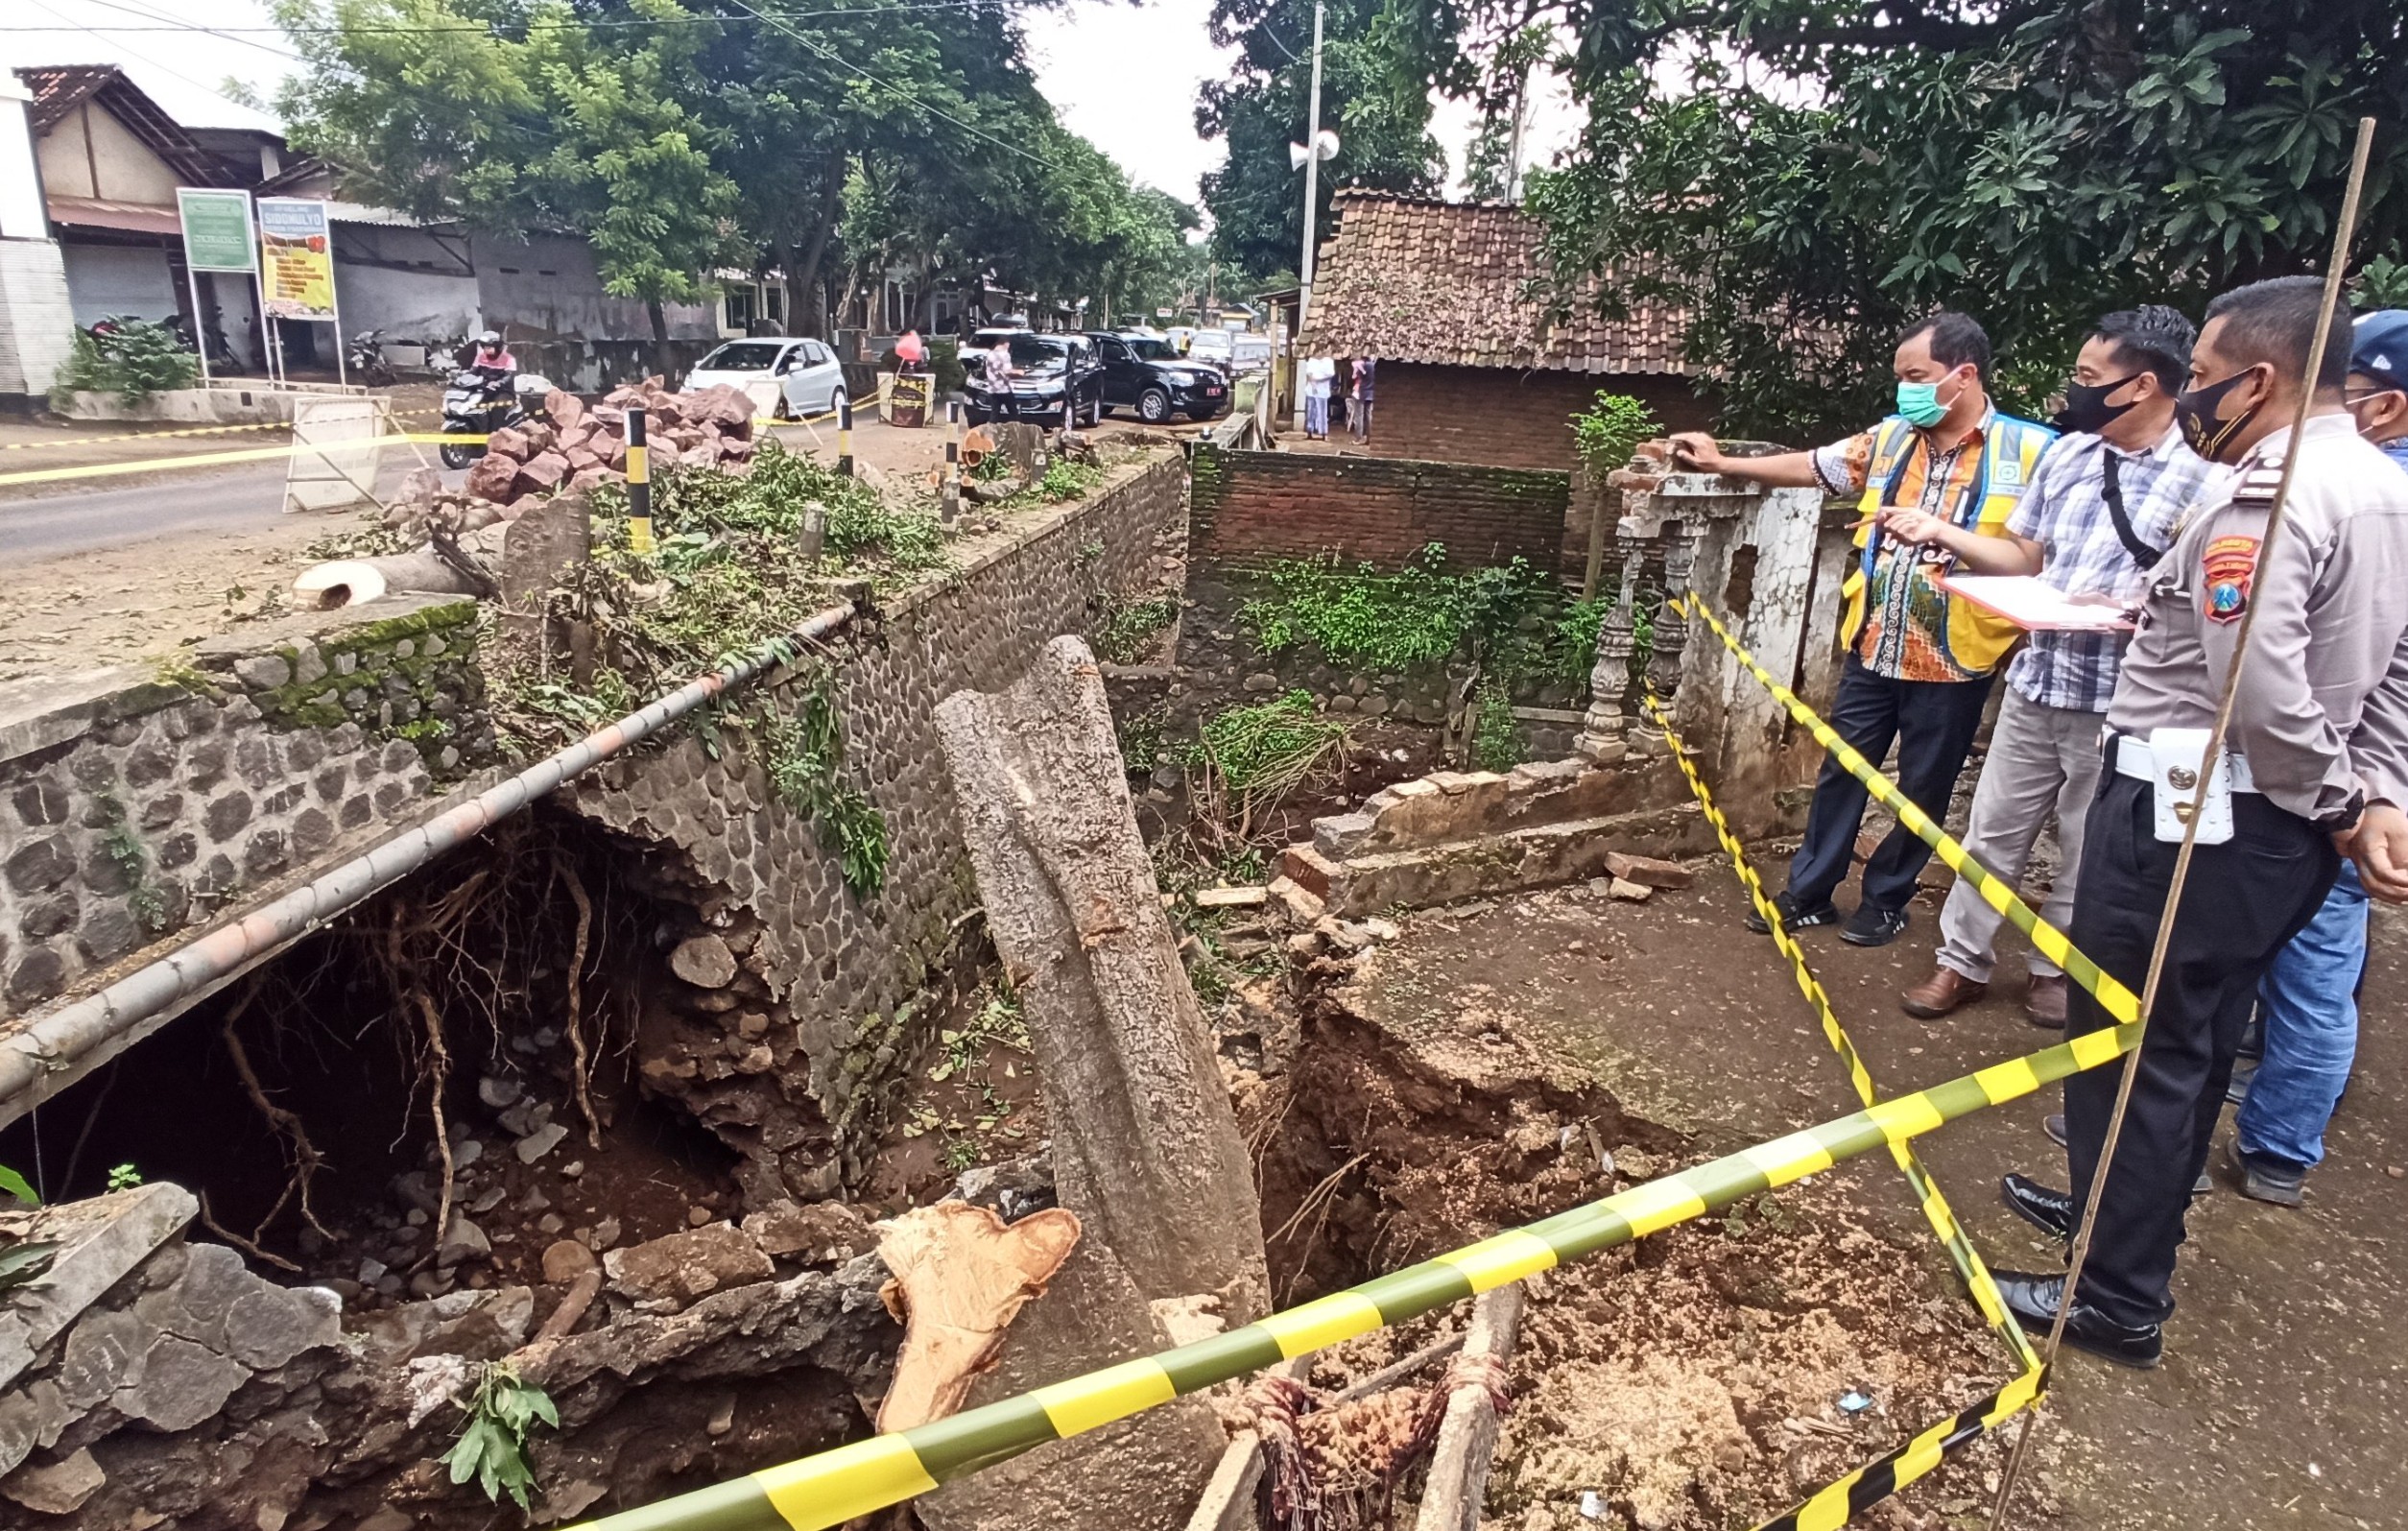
1301, 355, 1336, 439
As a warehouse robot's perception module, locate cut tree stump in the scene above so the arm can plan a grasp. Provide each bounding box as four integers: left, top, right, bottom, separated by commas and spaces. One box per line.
935, 635, 1269, 1322
875, 1201, 1084, 1431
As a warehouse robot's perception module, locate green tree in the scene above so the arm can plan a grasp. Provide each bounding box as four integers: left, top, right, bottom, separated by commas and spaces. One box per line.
1419, 0, 2408, 437
277, 0, 745, 339
1197, 0, 1445, 283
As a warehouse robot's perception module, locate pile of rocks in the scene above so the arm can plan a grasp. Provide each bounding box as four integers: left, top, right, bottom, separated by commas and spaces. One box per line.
461, 378, 760, 509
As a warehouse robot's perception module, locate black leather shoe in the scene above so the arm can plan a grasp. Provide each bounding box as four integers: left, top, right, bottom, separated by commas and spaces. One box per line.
2001, 1173, 2072, 1240
1745, 891, 1841, 935
1841, 903, 1911, 946
1993, 1269, 2162, 1369
2042, 1112, 2069, 1148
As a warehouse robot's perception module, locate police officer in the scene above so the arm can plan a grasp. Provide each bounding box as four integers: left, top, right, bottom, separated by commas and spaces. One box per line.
1991, 275, 2408, 1367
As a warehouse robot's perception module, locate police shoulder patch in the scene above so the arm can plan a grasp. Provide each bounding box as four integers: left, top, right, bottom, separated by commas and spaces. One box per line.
2201, 534, 2258, 623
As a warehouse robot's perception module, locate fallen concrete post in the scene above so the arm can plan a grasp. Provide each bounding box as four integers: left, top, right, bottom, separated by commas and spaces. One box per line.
935, 634, 1269, 1321
291, 549, 482, 608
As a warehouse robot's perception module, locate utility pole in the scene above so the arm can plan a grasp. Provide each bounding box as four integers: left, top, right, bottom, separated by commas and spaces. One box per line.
1294, 0, 1326, 433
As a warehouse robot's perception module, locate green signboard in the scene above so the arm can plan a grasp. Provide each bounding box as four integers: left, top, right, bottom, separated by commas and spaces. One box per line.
178, 188, 256, 273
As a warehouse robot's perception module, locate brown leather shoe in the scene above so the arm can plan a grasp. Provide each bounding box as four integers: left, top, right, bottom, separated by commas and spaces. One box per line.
2026, 974, 2069, 1028
1901, 967, 1987, 1019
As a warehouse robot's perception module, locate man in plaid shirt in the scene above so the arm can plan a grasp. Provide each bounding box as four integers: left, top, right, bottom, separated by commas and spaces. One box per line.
1885, 307, 2219, 1024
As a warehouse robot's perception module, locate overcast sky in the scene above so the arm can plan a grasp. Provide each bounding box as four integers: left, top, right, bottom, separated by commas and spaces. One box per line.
4, 0, 1586, 206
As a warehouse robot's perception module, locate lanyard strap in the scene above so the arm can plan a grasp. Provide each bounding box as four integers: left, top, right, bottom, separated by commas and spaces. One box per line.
2097, 447, 2166, 569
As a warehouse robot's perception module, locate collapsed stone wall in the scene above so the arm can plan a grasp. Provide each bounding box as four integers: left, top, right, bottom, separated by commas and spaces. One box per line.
0, 596, 489, 1016
560, 452, 1189, 1201
0, 1182, 899, 1527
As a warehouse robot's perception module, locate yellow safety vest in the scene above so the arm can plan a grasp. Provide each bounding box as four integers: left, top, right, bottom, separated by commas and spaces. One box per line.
1840, 412, 2057, 678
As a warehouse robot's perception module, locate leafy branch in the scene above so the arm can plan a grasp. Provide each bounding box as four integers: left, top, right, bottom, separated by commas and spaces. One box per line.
443, 1360, 560, 1510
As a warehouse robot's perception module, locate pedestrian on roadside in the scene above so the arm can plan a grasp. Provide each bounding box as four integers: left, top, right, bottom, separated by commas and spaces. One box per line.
1670, 312, 2058, 946
1350, 357, 1376, 442
1330, 357, 1351, 434
1891, 307, 2218, 1025
1302, 354, 1336, 439
1994, 276, 2408, 1368
2215, 308, 2408, 1208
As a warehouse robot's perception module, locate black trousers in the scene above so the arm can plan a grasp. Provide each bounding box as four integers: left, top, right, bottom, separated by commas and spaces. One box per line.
1785, 653, 1994, 912
2062, 772, 2339, 1327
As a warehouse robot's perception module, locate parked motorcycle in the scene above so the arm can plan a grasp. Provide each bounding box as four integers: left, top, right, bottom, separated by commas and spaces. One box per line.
347, 328, 397, 387
438, 366, 553, 468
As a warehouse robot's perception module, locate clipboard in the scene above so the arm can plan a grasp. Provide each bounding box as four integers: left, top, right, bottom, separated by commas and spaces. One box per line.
1938, 574, 2136, 633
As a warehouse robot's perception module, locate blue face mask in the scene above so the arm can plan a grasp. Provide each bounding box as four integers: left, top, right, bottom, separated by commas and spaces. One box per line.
1895, 375, 1954, 428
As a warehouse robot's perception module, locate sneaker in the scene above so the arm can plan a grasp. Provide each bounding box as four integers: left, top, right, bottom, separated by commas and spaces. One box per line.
1745, 891, 1841, 936
1841, 903, 1911, 947
2226, 1138, 2305, 1207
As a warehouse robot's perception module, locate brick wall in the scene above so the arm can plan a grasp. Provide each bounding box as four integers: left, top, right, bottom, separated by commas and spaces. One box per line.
1189, 443, 1572, 574
1365, 365, 1711, 473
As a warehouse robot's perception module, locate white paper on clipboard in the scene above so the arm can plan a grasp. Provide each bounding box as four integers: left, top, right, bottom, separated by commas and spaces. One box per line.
1938, 574, 2136, 633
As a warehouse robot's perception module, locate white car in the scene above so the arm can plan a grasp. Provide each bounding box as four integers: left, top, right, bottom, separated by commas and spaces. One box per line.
681, 337, 848, 420
1186, 329, 1273, 375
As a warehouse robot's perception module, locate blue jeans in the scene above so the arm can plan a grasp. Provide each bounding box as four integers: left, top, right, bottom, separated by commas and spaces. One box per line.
2235, 861, 2368, 1172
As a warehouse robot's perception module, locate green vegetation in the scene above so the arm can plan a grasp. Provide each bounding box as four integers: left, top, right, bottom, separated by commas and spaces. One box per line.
107, 1164, 144, 1192
1241, 543, 1602, 690
762, 675, 889, 897
442, 1360, 559, 1510
1189, 690, 1347, 846
0, 1165, 37, 1207
1094, 593, 1180, 666
1471, 683, 1521, 773
52, 319, 199, 408
1570, 392, 1660, 482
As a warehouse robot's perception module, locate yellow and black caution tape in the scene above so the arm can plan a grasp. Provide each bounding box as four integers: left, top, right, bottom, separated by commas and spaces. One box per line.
0, 405, 438, 451
0, 432, 483, 490
1640, 686, 2045, 1528
565, 1008, 2140, 1531
1672, 596, 2139, 1026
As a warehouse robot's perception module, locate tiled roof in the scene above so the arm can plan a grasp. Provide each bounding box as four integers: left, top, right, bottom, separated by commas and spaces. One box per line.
1298, 191, 1691, 375
14, 65, 231, 188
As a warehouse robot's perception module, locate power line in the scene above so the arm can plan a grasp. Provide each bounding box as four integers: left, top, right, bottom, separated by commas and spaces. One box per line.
71, 0, 304, 60
721, 0, 1065, 172
23, 0, 282, 116
0, 0, 1010, 38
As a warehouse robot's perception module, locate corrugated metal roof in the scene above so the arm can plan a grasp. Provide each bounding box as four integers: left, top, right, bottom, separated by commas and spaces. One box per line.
1299, 191, 1691, 376
46, 196, 182, 237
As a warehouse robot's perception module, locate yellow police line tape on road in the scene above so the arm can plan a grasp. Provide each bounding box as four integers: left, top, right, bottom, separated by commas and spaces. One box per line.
1671, 596, 2141, 1027
565, 1013, 2139, 1531
1641, 686, 2044, 1527
0, 433, 488, 490
0, 406, 439, 451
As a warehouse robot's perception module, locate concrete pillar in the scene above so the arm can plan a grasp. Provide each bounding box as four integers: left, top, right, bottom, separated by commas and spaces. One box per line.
0, 74, 74, 412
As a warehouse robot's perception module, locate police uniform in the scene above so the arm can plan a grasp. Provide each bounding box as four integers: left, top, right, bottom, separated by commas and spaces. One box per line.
2057, 413, 2408, 1331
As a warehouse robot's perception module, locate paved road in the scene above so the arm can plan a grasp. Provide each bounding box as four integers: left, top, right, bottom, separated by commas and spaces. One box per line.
0, 463, 296, 563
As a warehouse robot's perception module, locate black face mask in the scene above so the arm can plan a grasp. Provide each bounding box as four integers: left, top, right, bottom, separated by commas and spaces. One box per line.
2174, 366, 2263, 462
2052, 374, 2144, 436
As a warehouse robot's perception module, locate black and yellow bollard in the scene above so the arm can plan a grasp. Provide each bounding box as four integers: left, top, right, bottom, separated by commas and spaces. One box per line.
835, 395, 854, 477
626, 406, 654, 556
941, 399, 961, 525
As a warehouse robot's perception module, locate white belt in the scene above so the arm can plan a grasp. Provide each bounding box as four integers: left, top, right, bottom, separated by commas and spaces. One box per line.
2108, 733, 2257, 794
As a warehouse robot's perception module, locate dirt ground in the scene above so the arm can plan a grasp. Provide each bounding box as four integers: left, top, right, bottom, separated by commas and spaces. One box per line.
1349, 865, 2404, 1531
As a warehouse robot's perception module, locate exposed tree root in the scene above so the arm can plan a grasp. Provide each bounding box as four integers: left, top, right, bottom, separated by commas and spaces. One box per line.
558, 859, 603, 1149
198, 1189, 303, 1274
220, 977, 338, 1250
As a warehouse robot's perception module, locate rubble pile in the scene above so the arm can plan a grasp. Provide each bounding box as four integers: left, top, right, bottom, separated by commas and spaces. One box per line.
460, 378, 760, 511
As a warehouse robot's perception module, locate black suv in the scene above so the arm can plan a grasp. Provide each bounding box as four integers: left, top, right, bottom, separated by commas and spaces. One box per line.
962, 331, 1106, 425
1085, 331, 1230, 422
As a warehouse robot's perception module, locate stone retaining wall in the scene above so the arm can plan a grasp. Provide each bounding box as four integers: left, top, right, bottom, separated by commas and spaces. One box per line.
0, 596, 489, 1016
560, 452, 1190, 1199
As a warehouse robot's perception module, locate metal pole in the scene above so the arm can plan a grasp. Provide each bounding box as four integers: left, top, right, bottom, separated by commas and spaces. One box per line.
626, 406, 654, 555
0, 600, 859, 1127
941, 399, 961, 525
1294, 0, 1325, 434
836, 394, 854, 476
187, 265, 213, 387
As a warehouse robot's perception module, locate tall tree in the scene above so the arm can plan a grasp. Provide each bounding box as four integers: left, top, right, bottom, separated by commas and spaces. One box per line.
1424, 0, 2408, 435
277, 0, 746, 340
1197, 0, 1445, 284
